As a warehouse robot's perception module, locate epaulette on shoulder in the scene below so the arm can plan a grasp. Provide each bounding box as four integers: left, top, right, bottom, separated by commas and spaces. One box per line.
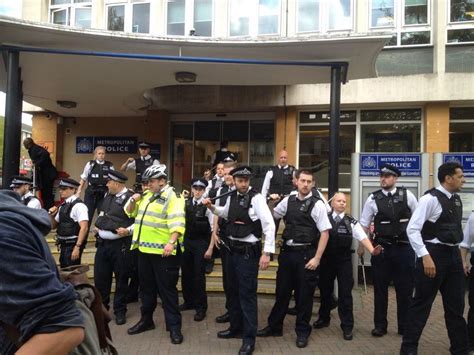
345, 214, 357, 225
371, 189, 383, 199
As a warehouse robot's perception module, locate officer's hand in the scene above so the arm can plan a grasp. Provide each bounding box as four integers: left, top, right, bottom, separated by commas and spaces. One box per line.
259, 254, 270, 270
127, 157, 134, 163
204, 247, 213, 260
463, 260, 471, 276
48, 206, 58, 215
162, 242, 174, 257
212, 232, 221, 248
202, 198, 212, 208
131, 193, 142, 202
422, 254, 436, 278
357, 244, 365, 257
305, 257, 320, 270
371, 245, 383, 256
269, 194, 280, 201
116, 227, 130, 237
182, 190, 190, 198
71, 246, 80, 261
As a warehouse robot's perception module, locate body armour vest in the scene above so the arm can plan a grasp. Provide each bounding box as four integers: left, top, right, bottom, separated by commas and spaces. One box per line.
224, 189, 262, 239
327, 213, 355, 251
57, 199, 83, 237
95, 190, 135, 232
88, 160, 113, 187
421, 188, 463, 244
269, 165, 295, 196
184, 199, 211, 240
23, 196, 35, 206
135, 157, 154, 184
372, 187, 411, 241
208, 177, 223, 199
217, 185, 231, 236
282, 194, 321, 245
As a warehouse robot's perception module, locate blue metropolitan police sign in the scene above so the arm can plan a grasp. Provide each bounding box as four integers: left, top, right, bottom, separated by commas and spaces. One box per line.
76, 136, 138, 154
443, 153, 474, 177
360, 154, 422, 177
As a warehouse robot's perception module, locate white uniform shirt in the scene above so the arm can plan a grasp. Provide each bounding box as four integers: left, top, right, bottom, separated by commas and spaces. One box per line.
406, 185, 460, 258
55, 195, 89, 238
331, 211, 368, 242
460, 212, 474, 250
97, 187, 134, 240
261, 165, 290, 199
80, 159, 115, 181
273, 192, 332, 246
22, 191, 42, 209
359, 186, 418, 229
125, 155, 160, 171
205, 175, 225, 198
191, 196, 214, 232
212, 187, 276, 253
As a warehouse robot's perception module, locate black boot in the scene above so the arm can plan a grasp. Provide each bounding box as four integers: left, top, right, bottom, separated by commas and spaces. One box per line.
127, 317, 155, 335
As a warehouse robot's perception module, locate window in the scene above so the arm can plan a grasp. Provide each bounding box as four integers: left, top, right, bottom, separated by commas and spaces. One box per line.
448, 0, 474, 43
49, 0, 92, 29
167, 0, 213, 36
229, 0, 280, 36
106, 1, 150, 33
450, 107, 474, 151
369, 0, 431, 47
450, 0, 474, 22
296, 0, 352, 34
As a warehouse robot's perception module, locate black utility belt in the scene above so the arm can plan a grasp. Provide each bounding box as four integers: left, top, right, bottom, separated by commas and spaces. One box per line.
225, 238, 260, 252
425, 241, 459, 248
374, 237, 409, 246
282, 244, 315, 252
56, 237, 78, 245
96, 236, 130, 245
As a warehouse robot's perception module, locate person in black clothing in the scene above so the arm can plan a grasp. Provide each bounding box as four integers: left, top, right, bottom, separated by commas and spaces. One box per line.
23, 137, 58, 210
0, 190, 84, 355
77, 146, 114, 224
179, 178, 214, 322
94, 170, 135, 326
212, 140, 236, 168
401, 162, 468, 355
49, 178, 89, 268
120, 142, 160, 192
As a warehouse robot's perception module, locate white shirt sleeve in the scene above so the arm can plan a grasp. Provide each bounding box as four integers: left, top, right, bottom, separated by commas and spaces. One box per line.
126, 160, 136, 171
261, 170, 273, 198
352, 221, 369, 242
311, 200, 332, 232
80, 161, 92, 181
317, 190, 332, 213
72, 202, 89, 222
273, 196, 289, 219
27, 198, 43, 209
406, 189, 418, 213
460, 212, 474, 249
359, 195, 376, 229
206, 208, 214, 232
213, 196, 230, 219
251, 194, 275, 253
406, 194, 440, 258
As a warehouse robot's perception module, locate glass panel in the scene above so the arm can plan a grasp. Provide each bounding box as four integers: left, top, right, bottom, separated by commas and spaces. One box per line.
171, 123, 194, 192
194, 122, 221, 178
258, 0, 280, 34
450, 107, 474, 120
446, 45, 474, 72
74, 0, 91, 3
297, 0, 319, 32
230, 0, 250, 36
52, 0, 71, 4
298, 125, 355, 189
300, 111, 356, 124
52, 9, 68, 25
371, 0, 395, 27
74, 7, 91, 29
400, 31, 430, 45
361, 109, 422, 121
361, 123, 421, 152
376, 47, 433, 75
222, 121, 249, 164
405, 0, 428, 24
249, 121, 275, 192
108, 5, 125, 31
167, 0, 185, 35
132, 3, 150, 33
448, 28, 474, 43
450, 122, 474, 151
328, 0, 352, 30
450, 0, 474, 22
194, 0, 212, 36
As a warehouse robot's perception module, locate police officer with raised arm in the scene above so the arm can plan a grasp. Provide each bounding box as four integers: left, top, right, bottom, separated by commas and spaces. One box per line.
359, 164, 417, 337
120, 142, 159, 192
94, 170, 135, 326
256, 169, 330, 349
10, 175, 42, 209
401, 162, 468, 355
203, 166, 275, 355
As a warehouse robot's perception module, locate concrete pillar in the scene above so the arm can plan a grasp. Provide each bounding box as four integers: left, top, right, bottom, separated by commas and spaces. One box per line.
275, 106, 297, 166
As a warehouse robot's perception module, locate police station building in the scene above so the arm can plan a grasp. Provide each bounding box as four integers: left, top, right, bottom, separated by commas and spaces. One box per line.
1, 0, 474, 215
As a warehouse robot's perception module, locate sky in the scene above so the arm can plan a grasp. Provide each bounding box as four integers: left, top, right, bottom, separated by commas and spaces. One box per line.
0, 0, 22, 18
0, 92, 33, 125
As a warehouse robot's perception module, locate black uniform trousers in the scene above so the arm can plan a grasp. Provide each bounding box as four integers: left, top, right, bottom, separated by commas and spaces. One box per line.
94, 237, 131, 316
318, 247, 354, 331
225, 242, 260, 346
220, 237, 230, 312
58, 239, 85, 269
267, 246, 319, 338
84, 186, 107, 225
468, 254, 474, 348
138, 249, 182, 332
371, 241, 415, 333
401, 243, 468, 355
127, 249, 140, 300
181, 238, 209, 313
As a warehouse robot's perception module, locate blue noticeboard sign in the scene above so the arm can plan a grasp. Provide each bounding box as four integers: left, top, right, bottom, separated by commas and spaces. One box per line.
360, 154, 422, 177
443, 154, 474, 177
76, 136, 138, 154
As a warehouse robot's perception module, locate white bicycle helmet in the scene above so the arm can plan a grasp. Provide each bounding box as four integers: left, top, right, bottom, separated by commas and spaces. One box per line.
142, 164, 167, 180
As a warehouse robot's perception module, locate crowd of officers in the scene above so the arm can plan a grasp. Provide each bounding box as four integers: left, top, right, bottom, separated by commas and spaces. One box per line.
8, 142, 474, 355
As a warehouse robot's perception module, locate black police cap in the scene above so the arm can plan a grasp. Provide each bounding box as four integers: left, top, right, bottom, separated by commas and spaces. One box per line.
138, 142, 150, 148
230, 166, 253, 177
106, 170, 128, 183
10, 175, 33, 187
58, 178, 80, 188
379, 164, 401, 177
191, 178, 208, 189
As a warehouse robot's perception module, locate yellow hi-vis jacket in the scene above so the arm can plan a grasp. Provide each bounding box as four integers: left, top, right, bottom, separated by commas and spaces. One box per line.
126, 185, 185, 255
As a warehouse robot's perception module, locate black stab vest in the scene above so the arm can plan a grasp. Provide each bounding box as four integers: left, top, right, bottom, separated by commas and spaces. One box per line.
184, 199, 211, 240
224, 189, 262, 239
135, 157, 155, 183
217, 185, 231, 236
282, 194, 321, 245
327, 213, 355, 251
208, 177, 223, 199
268, 165, 295, 196
57, 199, 84, 237
95, 190, 135, 232
88, 160, 113, 187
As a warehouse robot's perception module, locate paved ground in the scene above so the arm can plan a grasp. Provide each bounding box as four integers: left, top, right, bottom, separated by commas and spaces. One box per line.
109, 285, 458, 355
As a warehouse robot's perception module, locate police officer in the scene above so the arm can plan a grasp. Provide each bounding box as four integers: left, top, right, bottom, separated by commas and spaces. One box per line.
94, 170, 135, 326
205, 162, 225, 199
77, 146, 114, 223
179, 178, 214, 322
212, 140, 236, 168
120, 142, 160, 192
461, 211, 474, 351
257, 169, 330, 349
401, 162, 468, 355
48, 178, 89, 268
125, 165, 185, 345
261, 150, 295, 202
313, 192, 382, 340
10, 175, 42, 209
359, 164, 417, 337
203, 166, 275, 355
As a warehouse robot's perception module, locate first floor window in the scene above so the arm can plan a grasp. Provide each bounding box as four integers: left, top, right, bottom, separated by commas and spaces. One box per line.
106, 1, 150, 33
167, 0, 213, 36
50, 0, 92, 29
